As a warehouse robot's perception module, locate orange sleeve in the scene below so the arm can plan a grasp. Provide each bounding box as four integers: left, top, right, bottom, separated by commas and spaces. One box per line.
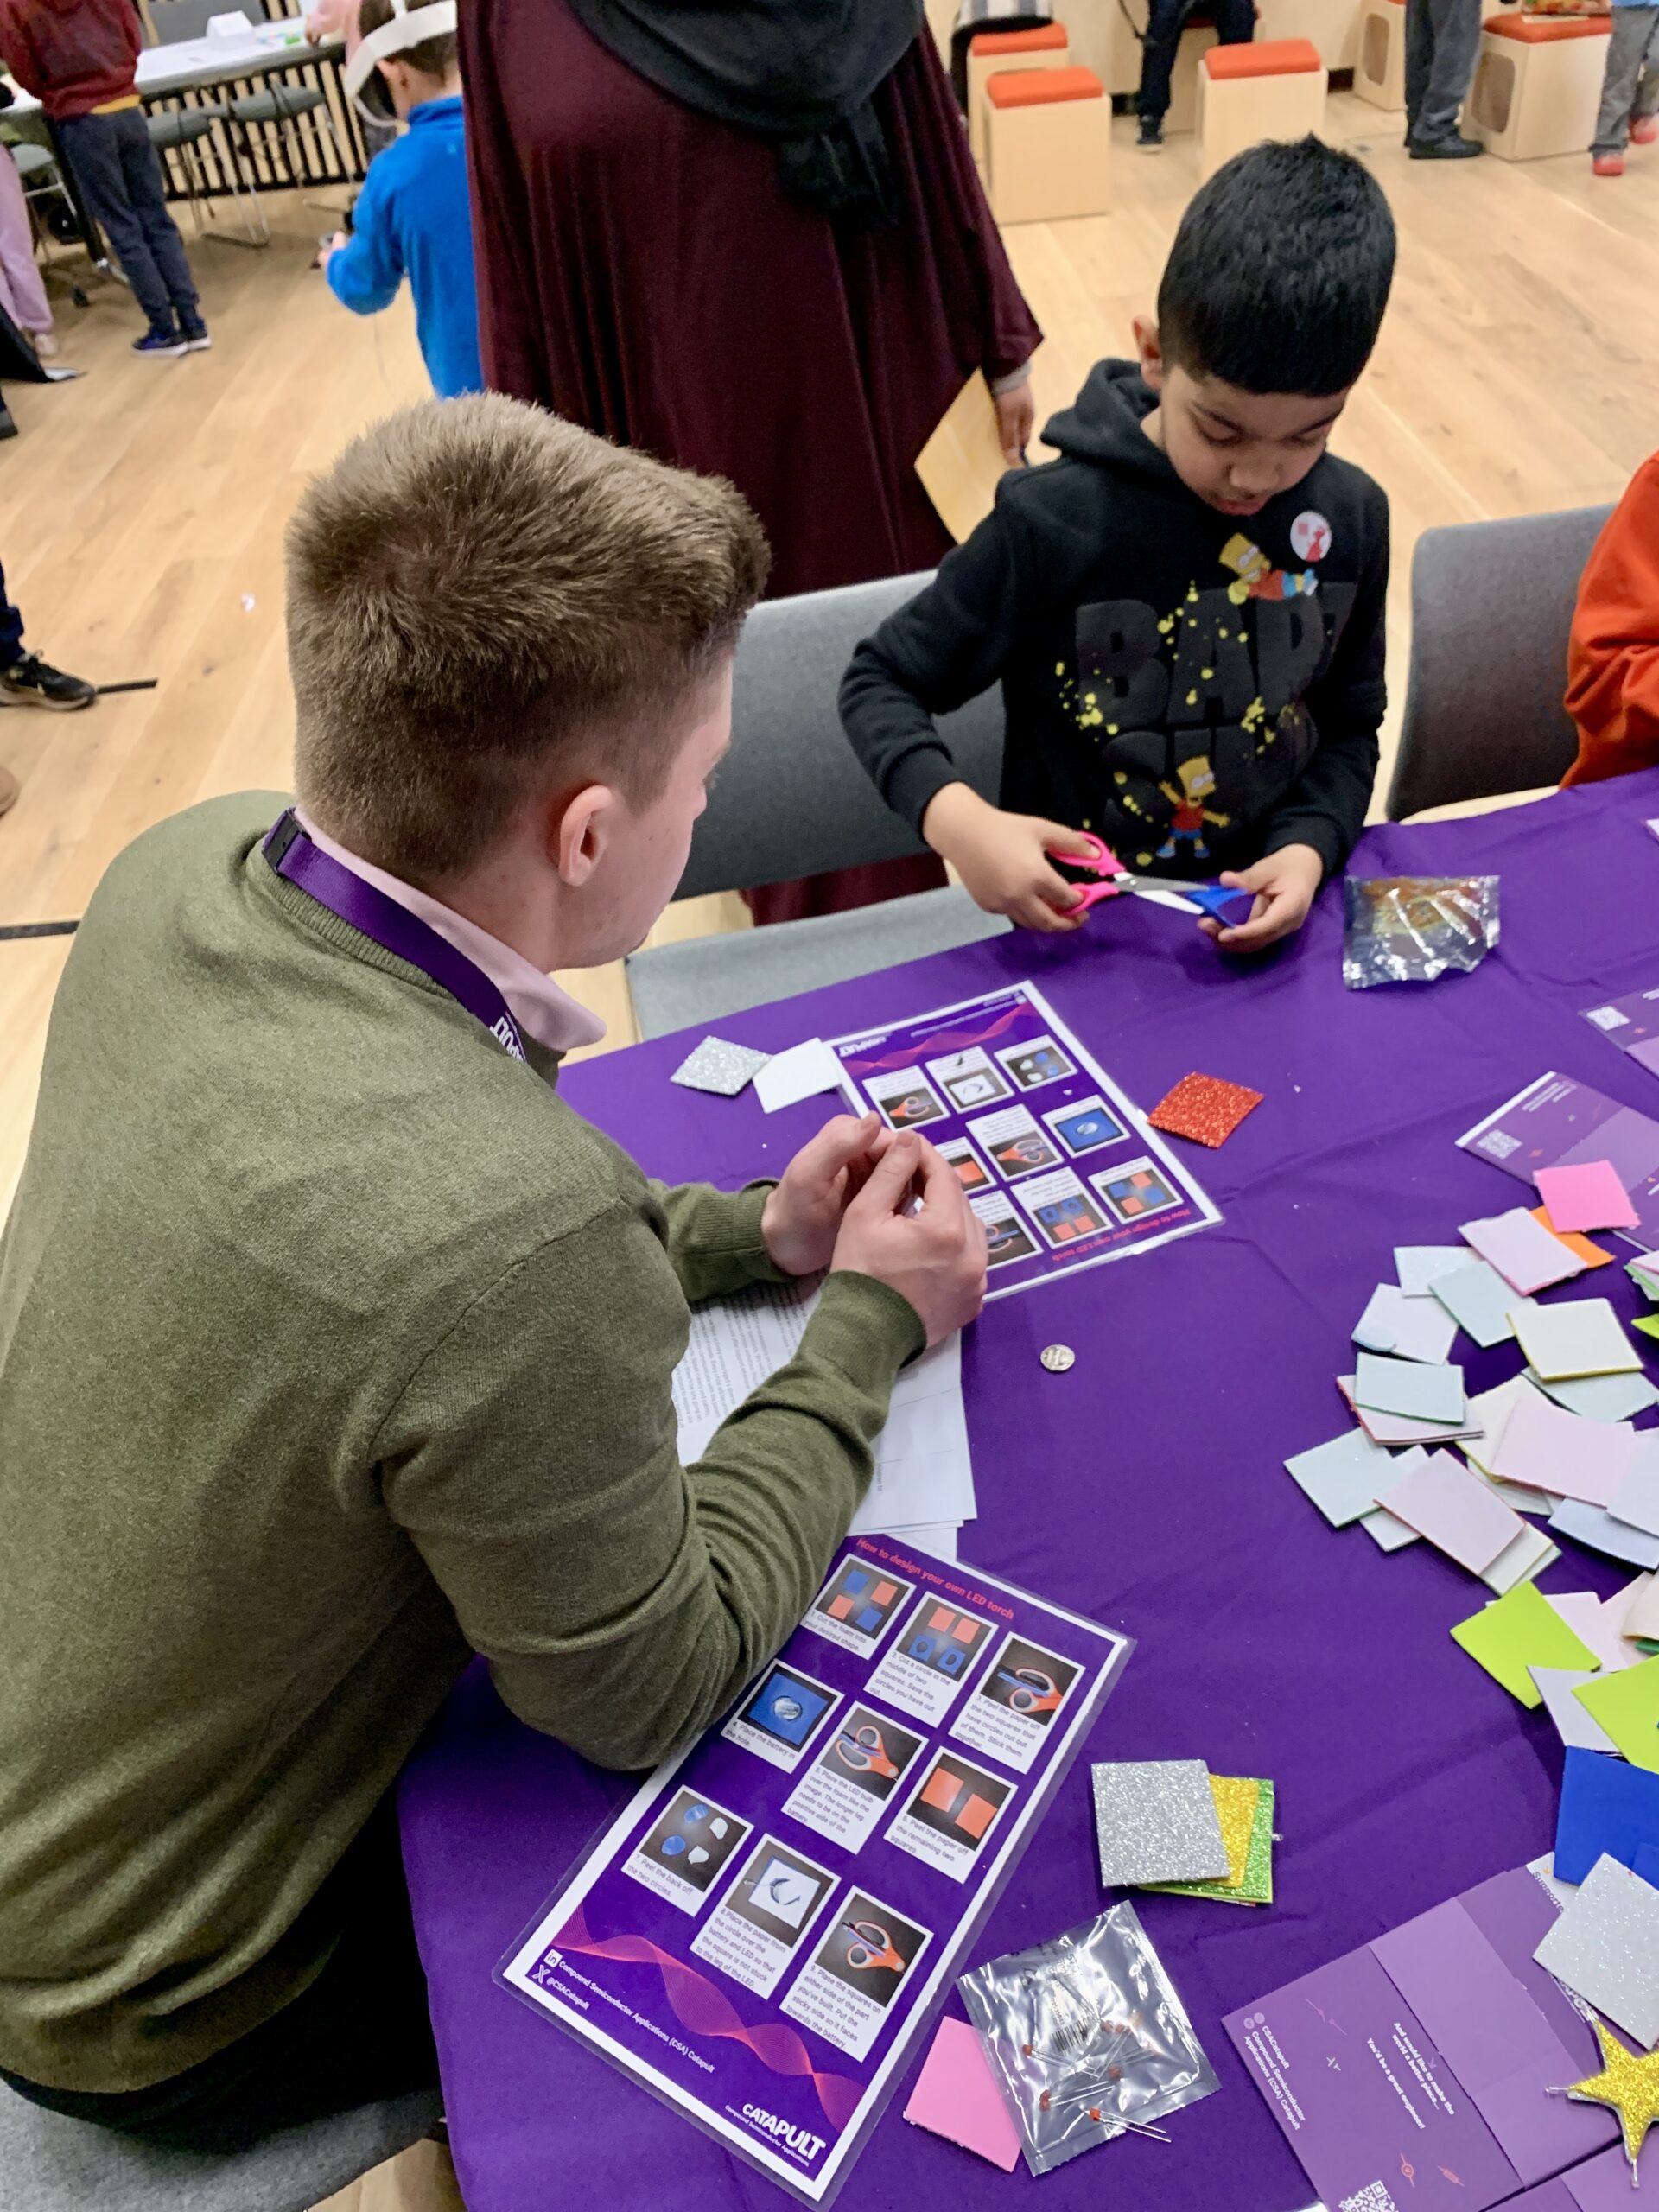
1563, 454, 1659, 785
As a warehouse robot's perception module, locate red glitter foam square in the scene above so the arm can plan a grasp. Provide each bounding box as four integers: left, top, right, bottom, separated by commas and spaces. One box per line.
1148, 1072, 1263, 1148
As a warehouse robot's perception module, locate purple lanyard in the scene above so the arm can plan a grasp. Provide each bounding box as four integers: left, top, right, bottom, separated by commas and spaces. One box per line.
262, 810, 529, 1063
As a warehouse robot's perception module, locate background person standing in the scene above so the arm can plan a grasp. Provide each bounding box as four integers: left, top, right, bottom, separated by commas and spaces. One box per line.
1405, 0, 1486, 156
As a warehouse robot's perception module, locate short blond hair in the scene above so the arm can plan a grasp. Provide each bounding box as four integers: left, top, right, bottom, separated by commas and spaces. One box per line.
286, 395, 770, 881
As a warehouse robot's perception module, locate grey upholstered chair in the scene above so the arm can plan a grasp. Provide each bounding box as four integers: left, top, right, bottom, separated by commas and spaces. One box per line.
0, 2078, 442, 2212
1385, 504, 1614, 820
624, 571, 1010, 1039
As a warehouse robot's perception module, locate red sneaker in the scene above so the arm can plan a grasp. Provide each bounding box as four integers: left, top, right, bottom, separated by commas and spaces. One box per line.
1592, 150, 1625, 175
1631, 115, 1658, 144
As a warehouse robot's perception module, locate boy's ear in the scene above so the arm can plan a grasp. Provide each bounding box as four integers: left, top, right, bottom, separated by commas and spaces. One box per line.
1132, 314, 1166, 393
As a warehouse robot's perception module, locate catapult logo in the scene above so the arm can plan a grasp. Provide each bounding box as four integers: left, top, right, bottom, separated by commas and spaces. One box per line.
741, 2103, 826, 2166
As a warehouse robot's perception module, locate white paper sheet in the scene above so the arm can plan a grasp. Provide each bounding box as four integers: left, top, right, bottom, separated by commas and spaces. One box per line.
671, 1278, 975, 1538
752, 1039, 849, 1114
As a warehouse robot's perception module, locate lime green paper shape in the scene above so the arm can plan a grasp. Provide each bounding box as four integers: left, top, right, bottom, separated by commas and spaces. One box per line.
1151, 1778, 1275, 1905
1636, 1315, 1659, 1342
1451, 1580, 1601, 1707
1573, 1654, 1659, 1772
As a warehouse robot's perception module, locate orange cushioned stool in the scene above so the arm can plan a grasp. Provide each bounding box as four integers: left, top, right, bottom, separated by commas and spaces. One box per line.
1354, 0, 1407, 110
985, 64, 1111, 223
1198, 35, 1328, 180
968, 22, 1071, 168
1470, 12, 1611, 158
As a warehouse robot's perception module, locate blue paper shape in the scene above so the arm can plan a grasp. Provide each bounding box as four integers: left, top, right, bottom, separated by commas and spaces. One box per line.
1637, 1841, 1659, 1890
1553, 1744, 1659, 1885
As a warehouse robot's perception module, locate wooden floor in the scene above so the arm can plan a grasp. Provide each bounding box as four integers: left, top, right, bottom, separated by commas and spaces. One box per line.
0, 92, 1655, 2207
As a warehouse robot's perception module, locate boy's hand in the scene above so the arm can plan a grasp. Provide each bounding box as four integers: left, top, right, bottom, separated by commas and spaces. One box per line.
993, 381, 1034, 467
830, 1133, 988, 1347
318, 230, 348, 270
922, 784, 1093, 933
1200, 842, 1325, 953
762, 1113, 890, 1277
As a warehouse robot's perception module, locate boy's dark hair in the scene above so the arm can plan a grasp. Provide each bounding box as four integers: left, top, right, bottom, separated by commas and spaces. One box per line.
359, 0, 458, 81
287, 394, 769, 883
1156, 137, 1395, 397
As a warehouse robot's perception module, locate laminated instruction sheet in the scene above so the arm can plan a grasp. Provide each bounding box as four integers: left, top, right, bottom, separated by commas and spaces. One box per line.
824, 982, 1219, 1298
1459, 1071, 1659, 1253
499, 1534, 1130, 2203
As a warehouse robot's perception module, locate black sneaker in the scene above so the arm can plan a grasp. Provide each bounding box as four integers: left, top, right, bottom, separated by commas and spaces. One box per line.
179, 320, 213, 353
1136, 114, 1164, 151
133, 327, 187, 359
1408, 132, 1484, 158
0, 655, 97, 710
0, 403, 15, 442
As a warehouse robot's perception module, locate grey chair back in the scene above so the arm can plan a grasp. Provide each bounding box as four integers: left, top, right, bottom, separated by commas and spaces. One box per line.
1385, 503, 1613, 821
149, 0, 229, 44
672, 570, 1003, 901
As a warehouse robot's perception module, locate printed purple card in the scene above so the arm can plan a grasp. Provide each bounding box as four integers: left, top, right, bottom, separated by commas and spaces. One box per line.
1581, 987, 1659, 1081
1225, 1864, 1618, 2212
824, 983, 1219, 1300
499, 1534, 1130, 2205
1459, 1073, 1659, 1254
1226, 1945, 1522, 2212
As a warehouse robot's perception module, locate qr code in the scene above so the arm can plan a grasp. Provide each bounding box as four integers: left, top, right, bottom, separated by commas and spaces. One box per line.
1586, 1006, 1630, 1030
1478, 1130, 1521, 1160
1341, 2186, 1398, 2212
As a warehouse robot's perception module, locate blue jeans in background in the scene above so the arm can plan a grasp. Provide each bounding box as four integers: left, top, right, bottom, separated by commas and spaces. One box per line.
57, 107, 200, 337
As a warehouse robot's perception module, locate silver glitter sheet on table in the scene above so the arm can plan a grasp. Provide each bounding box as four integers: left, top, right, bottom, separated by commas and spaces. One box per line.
671, 1036, 772, 1096
1091, 1759, 1230, 1889
1533, 1853, 1659, 2048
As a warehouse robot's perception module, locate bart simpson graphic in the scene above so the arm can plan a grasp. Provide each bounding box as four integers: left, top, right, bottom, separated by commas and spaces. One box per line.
1157, 757, 1230, 861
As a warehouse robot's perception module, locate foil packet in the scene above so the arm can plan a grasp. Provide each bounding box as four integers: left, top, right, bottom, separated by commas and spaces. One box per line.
1342, 874, 1500, 989
957, 1904, 1218, 2175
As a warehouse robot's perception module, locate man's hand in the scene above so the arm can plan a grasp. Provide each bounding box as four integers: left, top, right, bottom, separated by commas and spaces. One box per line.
1199, 842, 1325, 953
993, 380, 1034, 467
922, 783, 1094, 933
317, 229, 348, 272
830, 1134, 988, 1347
761, 1113, 890, 1277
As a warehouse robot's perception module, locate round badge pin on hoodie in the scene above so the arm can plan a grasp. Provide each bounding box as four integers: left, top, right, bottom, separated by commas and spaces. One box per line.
1291, 511, 1332, 563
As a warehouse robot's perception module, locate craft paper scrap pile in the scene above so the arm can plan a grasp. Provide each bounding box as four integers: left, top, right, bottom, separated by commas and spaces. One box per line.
1091, 1759, 1275, 1903
1282, 1154, 1659, 1591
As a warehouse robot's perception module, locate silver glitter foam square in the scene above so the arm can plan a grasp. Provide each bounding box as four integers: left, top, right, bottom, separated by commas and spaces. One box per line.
1533, 1853, 1659, 2047
671, 1036, 772, 1096
1091, 1760, 1230, 1890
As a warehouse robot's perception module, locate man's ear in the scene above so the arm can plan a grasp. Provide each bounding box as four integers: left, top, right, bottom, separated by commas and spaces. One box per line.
549, 784, 619, 887
1132, 313, 1166, 394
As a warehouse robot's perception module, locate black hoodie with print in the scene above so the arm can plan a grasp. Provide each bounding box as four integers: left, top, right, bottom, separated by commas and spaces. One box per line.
840, 359, 1389, 880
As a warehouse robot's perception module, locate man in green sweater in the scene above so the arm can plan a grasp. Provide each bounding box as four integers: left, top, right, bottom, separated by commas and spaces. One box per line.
0, 395, 987, 2151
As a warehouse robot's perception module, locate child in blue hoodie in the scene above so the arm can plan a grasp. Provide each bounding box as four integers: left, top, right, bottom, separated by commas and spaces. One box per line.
321, 0, 480, 398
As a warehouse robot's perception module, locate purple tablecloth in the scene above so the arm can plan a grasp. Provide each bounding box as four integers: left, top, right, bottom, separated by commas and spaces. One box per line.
399, 772, 1659, 2212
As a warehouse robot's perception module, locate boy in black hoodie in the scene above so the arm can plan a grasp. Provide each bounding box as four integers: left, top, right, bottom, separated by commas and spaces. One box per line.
840, 137, 1396, 955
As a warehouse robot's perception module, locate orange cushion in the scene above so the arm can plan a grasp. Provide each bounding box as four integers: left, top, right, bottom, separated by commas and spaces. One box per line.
1203, 35, 1323, 75
970, 22, 1069, 54
986, 63, 1103, 105
1484, 10, 1609, 35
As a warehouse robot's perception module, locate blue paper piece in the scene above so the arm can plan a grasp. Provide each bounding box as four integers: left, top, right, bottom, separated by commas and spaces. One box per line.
1553, 1744, 1659, 1885
1637, 1841, 1659, 1890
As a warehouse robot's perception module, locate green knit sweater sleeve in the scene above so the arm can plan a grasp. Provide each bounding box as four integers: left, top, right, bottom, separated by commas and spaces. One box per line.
375, 1200, 923, 1770
649, 1178, 788, 1302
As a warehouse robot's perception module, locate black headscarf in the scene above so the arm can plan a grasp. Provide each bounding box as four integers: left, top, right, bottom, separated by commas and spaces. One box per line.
565, 0, 925, 221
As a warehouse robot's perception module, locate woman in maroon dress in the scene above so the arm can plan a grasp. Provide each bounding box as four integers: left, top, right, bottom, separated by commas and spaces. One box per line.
460, 0, 1041, 923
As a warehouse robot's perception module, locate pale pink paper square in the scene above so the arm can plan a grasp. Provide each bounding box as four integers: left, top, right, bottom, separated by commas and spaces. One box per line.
1535, 1159, 1639, 1235
1460, 1208, 1587, 1295
904, 2017, 1022, 2171
1373, 1448, 1527, 1573
1490, 1389, 1644, 1510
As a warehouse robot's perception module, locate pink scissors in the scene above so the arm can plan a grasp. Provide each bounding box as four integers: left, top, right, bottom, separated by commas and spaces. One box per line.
1045, 832, 1256, 925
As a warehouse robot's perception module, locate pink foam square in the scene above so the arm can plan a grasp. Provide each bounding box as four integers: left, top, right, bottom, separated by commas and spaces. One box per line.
1535, 1159, 1640, 1235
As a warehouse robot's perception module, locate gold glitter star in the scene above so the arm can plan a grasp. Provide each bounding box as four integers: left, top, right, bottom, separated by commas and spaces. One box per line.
1557, 2020, 1659, 2177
